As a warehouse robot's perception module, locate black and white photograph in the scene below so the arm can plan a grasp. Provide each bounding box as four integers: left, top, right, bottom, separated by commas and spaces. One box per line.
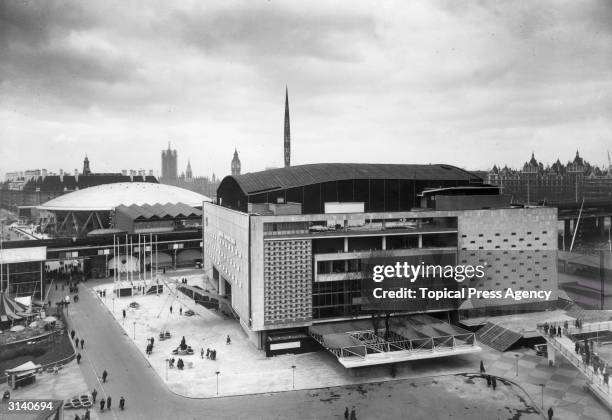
1, 1, 611, 419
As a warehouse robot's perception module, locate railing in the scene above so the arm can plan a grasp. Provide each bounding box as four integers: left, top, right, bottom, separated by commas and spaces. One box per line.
536, 324, 612, 399
0, 336, 76, 384
311, 328, 477, 361
537, 320, 612, 335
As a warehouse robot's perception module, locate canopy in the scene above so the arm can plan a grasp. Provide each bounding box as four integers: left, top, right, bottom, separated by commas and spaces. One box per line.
0, 292, 29, 321
5, 361, 42, 375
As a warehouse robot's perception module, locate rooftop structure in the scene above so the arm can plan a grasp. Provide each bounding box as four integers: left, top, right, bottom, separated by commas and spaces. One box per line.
39, 182, 209, 212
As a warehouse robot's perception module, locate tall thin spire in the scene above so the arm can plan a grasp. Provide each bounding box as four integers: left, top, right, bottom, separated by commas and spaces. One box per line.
284, 86, 290, 168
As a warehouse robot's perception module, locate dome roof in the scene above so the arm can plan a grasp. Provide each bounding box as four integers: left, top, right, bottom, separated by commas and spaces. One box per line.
38, 182, 211, 211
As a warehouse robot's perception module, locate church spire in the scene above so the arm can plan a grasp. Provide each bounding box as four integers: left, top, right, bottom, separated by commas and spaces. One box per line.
284, 86, 290, 168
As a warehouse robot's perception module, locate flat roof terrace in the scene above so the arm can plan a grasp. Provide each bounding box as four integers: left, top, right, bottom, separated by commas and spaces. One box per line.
309, 314, 481, 368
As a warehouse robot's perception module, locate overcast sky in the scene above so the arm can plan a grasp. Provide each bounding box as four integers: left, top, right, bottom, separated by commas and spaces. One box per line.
1, 0, 611, 178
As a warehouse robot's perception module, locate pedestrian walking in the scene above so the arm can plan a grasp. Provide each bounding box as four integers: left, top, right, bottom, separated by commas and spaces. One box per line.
80, 338, 84, 349
492, 376, 497, 391
486, 375, 491, 387
350, 406, 356, 420
74, 414, 80, 420
119, 396, 125, 410
480, 360, 485, 374
180, 307, 183, 315
74, 336, 79, 346
206, 348, 210, 359
91, 389, 97, 403
84, 408, 91, 420
102, 370, 108, 383
547, 406, 554, 420
100, 399, 105, 412
123, 309, 126, 319
201, 348, 204, 359
106, 396, 111, 410
76, 353, 81, 364
170, 305, 173, 314
226, 335, 231, 345
344, 406, 349, 419
71, 330, 76, 340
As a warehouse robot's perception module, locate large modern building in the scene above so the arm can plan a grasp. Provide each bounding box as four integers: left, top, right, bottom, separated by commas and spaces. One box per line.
203, 163, 558, 366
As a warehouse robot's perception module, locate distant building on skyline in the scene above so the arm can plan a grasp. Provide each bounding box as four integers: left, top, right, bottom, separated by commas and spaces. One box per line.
0, 155, 157, 211
487, 151, 612, 204
231, 148, 241, 176
159, 146, 221, 199
161, 142, 178, 181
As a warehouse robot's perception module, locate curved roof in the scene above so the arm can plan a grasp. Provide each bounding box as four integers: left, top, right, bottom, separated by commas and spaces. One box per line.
224, 163, 482, 195
39, 182, 211, 211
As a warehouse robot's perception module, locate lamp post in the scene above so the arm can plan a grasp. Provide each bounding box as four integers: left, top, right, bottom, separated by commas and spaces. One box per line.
215, 371, 220, 396
539, 383, 545, 409
515, 354, 520, 377
133, 321, 136, 340
291, 365, 296, 389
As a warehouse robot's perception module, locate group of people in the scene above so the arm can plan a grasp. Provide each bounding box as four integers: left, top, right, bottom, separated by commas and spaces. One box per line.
72, 408, 91, 419
201, 348, 218, 360
168, 357, 187, 370
97, 394, 126, 412
575, 337, 610, 384
70, 330, 85, 349
479, 361, 497, 390
542, 320, 573, 338
97, 289, 108, 298
343, 406, 357, 420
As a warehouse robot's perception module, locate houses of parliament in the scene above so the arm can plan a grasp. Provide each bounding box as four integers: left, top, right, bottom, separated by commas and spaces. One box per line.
158, 142, 230, 199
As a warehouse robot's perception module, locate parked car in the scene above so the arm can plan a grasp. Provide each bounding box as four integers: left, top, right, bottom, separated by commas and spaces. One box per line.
534, 343, 547, 357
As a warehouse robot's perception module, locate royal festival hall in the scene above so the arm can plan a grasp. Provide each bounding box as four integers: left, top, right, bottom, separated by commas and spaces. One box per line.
203, 163, 558, 367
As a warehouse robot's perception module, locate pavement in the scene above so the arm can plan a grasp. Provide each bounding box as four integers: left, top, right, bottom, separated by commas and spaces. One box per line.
33, 273, 612, 419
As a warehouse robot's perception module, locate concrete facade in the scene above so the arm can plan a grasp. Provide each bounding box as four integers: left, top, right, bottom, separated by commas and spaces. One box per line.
203, 202, 559, 349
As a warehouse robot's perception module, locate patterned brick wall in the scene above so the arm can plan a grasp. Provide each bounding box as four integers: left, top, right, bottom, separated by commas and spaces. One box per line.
263, 239, 313, 325
457, 208, 558, 307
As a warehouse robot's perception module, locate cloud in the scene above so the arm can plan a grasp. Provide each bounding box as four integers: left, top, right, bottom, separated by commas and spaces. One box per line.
0, 0, 611, 178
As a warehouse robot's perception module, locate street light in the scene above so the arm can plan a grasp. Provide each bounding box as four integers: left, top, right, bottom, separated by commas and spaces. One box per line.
539, 384, 545, 409
133, 321, 136, 340
215, 371, 220, 396
291, 365, 296, 389
515, 354, 520, 377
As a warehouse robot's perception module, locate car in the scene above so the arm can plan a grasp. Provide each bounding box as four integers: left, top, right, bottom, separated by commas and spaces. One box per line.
533, 343, 547, 357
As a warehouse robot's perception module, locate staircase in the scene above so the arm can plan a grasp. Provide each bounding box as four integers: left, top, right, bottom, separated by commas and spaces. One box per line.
562, 300, 612, 322
476, 322, 522, 352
